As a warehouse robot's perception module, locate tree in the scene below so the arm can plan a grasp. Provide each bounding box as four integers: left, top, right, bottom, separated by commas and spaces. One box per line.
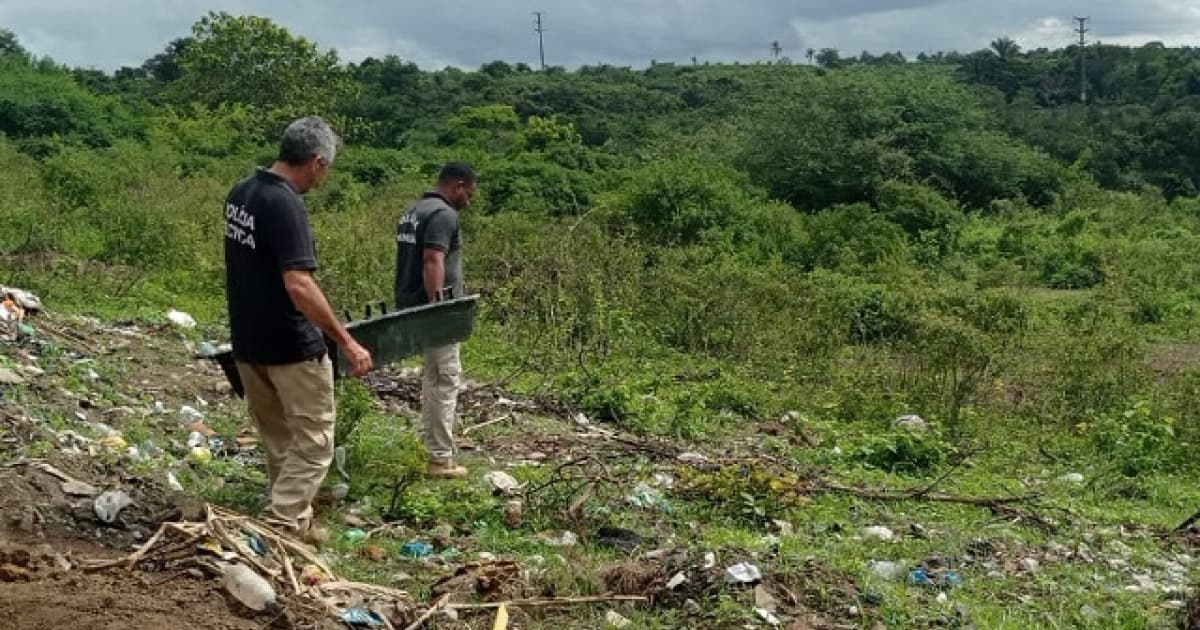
0, 29, 30, 64
990, 37, 1021, 63
142, 37, 193, 83
169, 12, 356, 128
816, 48, 841, 69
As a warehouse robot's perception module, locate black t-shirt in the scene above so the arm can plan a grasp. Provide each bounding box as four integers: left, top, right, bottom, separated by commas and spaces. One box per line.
394, 192, 463, 308
224, 168, 326, 364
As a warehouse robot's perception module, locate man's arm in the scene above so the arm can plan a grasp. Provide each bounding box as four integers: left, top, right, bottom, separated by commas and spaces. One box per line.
422, 248, 446, 302
283, 270, 373, 375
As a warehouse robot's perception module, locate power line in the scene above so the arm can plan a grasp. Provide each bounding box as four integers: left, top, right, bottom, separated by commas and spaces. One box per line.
533, 11, 546, 71
1074, 16, 1089, 105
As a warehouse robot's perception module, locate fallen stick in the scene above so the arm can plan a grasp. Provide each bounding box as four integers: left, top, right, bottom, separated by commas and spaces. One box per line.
125, 522, 170, 570
462, 413, 512, 436
446, 595, 648, 611
820, 481, 1038, 507
401, 593, 452, 630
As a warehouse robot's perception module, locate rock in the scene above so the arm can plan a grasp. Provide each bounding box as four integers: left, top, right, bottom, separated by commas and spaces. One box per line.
390, 572, 413, 584
683, 599, 702, 615
1018, 558, 1040, 573
893, 414, 928, 433
0, 563, 31, 582
93, 490, 133, 523
0, 367, 24, 385
604, 610, 631, 628
483, 471, 522, 496
862, 526, 895, 542
17, 365, 43, 378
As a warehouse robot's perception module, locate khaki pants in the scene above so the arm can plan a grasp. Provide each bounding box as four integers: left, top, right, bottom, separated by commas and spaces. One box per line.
236, 355, 335, 532
421, 343, 461, 463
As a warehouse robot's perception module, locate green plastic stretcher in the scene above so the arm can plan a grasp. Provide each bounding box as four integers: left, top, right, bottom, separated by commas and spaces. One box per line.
209, 295, 479, 397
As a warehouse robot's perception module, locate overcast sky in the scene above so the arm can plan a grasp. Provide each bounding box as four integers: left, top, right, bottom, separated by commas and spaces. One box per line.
1, 0, 1197, 71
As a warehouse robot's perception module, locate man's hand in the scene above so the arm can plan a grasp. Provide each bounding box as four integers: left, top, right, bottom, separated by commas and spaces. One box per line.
342, 338, 373, 376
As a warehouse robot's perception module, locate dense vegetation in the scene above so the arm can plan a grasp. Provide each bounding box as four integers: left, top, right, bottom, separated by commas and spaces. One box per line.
8, 12, 1200, 627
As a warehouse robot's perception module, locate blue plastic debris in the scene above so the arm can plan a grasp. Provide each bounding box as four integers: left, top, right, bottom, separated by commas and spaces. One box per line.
341, 607, 386, 628
907, 568, 932, 586
943, 571, 964, 588
400, 541, 433, 558
246, 534, 269, 556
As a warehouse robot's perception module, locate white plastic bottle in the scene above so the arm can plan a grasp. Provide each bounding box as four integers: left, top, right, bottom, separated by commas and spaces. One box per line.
221, 562, 278, 612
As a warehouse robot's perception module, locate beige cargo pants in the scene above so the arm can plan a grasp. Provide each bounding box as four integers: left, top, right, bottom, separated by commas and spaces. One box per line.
236, 355, 335, 533
421, 343, 462, 463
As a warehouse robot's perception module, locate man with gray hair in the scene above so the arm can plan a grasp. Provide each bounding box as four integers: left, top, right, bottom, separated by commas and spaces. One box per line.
224, 115, 372, 544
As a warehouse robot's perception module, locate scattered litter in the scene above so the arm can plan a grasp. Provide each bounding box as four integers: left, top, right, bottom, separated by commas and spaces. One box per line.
400, 541, 434, 558
943, 571, 964, 588
684, 599, 702, 614
334, 445, 349, 479
484, 470, 523, 496
1, 286, 42, 313
893, 414, 929, 433
167, 471, 184, 492
341, 607, 386, 628
1125, 574, 1160, 594
604, 610, 631, 628
1079, 604, 1100, 619
652, 472, 675, 488
703, 552, 716, 569
167, 309, 197, 329
666, 572, 687, 590
179, 405, 205, 426
676, 452, 709, 464
331, 482, 350, 500
221, 562, 277, 612
772, 519, 795, 537
754, 584, 779, 611
98, 434, 127, 450
628, 482, 671, 511
907, 568, 932, 586
0, 367, 24, 385
300, 563, 328, 586
342, 529, 368, 543
754, 607, 782, 626
93, 490, 133, 524
725, 562, 763, 584
186, 431, 205, 448
187, 446, 213, 465
61, 480, 99, 497
869, 560, 904, 581
1018, 558, 1040, 573
539, 531, 579, 548
936, 592, 949, 604
593, 527, 647, 553
573, 412, 590, 426
909, 523, 929, 539
1057, 472, 1085, 484
246, 534, 269, 556
862, 526, 895, 541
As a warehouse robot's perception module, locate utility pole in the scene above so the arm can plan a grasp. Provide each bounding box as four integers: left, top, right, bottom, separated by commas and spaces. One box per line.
533, 11, 546, 71
1074, 16, 1089, 104
770, 40, 782, 59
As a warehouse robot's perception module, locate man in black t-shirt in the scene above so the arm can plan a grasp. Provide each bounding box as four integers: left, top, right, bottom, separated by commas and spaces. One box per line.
395, 162, 476, 478
224, 116, 372, 543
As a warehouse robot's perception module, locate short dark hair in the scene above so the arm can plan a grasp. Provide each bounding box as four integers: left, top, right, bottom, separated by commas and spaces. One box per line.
438, 162, 476, 185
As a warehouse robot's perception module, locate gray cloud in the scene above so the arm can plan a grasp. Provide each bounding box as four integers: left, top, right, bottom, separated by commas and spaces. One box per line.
0, 0, 1196, 71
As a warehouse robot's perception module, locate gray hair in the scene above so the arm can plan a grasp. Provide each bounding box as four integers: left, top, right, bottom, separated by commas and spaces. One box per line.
278, 116, 341, 166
